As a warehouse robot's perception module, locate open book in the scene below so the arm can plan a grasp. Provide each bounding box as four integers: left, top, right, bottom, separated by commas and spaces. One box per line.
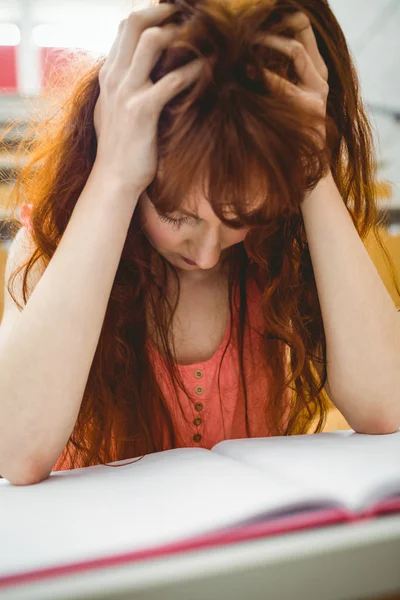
1, 429, 400, 590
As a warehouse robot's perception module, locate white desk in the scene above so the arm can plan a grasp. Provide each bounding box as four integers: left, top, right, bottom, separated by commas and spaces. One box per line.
3, 514, 400, 600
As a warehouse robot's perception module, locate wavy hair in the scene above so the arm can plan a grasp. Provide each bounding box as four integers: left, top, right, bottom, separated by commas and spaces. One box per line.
3, 0, 399, 469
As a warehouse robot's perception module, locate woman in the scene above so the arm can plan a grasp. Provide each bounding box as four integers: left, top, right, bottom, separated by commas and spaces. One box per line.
1, 0, 399, 484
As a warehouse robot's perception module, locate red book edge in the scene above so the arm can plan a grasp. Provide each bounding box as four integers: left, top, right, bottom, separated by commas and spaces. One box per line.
2, 501, 400, 590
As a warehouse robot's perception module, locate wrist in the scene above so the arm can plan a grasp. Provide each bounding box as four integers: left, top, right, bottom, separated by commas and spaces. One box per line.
90, 161, 142, 209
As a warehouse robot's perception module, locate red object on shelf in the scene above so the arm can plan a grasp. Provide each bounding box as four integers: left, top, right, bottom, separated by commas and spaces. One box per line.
40, 46, 74, 90
0, 45, 90, 95
0, 46, 18, 93
40, 46, 91, 91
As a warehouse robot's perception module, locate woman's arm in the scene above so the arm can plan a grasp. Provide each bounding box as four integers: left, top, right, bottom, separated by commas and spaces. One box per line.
0, 163, 139, 485
300, 171, 400, 434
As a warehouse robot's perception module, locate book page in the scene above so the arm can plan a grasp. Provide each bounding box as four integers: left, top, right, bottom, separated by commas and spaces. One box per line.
0, 446, 334, 580
212, 429, 400, 513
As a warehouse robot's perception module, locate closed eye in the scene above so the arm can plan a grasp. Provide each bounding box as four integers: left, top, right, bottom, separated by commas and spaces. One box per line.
157, 214, 192, 228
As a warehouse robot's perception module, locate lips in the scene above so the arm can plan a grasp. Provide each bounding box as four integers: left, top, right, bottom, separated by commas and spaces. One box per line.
181, 256, 197, 265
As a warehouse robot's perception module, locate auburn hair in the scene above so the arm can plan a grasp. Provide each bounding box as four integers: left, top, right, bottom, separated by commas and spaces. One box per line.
3, 0, 399, 469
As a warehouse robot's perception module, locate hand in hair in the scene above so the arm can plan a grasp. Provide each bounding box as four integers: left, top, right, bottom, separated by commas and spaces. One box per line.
93, 3, 205, 197
256, 11, 329, 147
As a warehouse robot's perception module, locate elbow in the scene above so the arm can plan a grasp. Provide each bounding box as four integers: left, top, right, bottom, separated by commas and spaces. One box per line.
329, 381, 400, 436
8, 471, 52, 487
352, 423, 399, 435
0, 454, 53, 486
350, 413, 400, 436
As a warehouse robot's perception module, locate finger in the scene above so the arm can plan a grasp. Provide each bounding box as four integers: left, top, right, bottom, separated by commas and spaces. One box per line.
259, 34, 324, 91
107, 4, 180, 75
262, 68, 304, 103
129, 23, 179, 89
263, 68, 325, 122
150, 58, 205, 113
279, 12, 328, 82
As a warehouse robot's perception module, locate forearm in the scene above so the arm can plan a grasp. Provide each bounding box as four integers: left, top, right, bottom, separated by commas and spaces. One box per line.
0, 162, 139, 484
300, 171, 400, 433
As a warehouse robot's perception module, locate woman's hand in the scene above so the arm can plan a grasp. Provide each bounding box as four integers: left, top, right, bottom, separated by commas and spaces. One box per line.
255, 11, 329, 145
93, 3, 205, 198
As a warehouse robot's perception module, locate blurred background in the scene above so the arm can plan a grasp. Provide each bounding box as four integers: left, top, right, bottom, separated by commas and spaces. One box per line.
0, 0, 399, 433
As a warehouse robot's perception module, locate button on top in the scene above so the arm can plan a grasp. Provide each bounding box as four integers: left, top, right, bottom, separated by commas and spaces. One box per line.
195, 402, 204, 411
193, 417, 202, 426
194, 369, 203, 379
195, 385, 204, 395
193, 433, 202, 442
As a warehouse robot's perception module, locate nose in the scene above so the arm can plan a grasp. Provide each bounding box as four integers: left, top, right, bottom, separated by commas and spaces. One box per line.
190, 229, 222, 269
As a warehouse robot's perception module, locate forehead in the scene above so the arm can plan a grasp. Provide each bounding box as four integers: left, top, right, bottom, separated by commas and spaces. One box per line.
177, 190, 265, 218
153, 165, 268, 222
174, 197, 240, 220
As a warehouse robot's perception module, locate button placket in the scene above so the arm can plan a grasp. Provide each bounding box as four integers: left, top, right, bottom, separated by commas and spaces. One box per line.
193, 367, 204, 442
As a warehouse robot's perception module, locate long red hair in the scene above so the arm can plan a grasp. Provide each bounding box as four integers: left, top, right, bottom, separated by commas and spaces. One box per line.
3, 0, 399, 468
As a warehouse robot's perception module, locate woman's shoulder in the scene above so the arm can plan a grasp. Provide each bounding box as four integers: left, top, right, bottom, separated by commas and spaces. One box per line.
20, 203, 33, 232
0, 221, 46, 346
3, 219, 44, 299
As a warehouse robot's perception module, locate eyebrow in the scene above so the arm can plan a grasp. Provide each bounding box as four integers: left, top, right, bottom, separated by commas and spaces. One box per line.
154, 204, 200, 220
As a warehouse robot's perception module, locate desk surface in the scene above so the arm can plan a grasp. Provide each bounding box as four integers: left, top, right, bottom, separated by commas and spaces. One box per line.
3, 514, 400, 600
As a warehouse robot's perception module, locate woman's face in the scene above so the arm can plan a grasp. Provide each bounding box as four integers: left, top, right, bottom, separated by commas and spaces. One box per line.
138, 190, 251, 279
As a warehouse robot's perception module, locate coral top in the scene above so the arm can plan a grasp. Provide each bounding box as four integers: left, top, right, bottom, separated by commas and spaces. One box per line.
19, 206, 290, 471
144, 274, 290, 451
